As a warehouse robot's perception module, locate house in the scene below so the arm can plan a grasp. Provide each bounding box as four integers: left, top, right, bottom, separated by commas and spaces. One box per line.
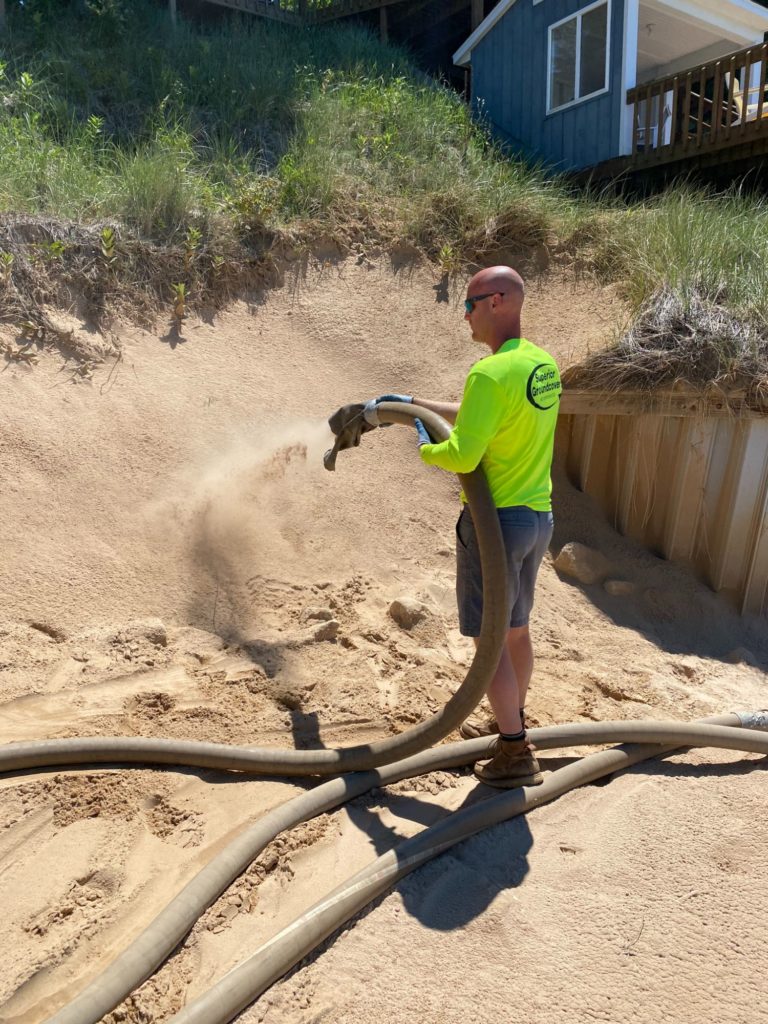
453, 0, 768, 174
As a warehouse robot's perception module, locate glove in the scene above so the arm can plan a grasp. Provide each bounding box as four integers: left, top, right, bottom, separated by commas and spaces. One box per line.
413, 417, 431, 447
363, 393, 413, 427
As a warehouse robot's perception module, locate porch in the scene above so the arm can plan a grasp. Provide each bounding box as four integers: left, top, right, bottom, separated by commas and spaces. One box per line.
621, 0, 768, 171
628, 40, 768, 169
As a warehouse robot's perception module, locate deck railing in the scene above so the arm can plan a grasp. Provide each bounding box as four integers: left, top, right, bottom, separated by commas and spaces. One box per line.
627, 41, 768, 165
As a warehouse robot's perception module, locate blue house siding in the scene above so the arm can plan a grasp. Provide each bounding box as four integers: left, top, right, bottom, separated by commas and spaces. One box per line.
471, 0, 627, 171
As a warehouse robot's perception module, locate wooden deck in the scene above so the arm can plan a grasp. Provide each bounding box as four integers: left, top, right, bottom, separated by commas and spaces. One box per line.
627, 41, 768, 170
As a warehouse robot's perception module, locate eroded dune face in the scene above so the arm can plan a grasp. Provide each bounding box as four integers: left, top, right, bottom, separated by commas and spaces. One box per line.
1, 259, 766, 1024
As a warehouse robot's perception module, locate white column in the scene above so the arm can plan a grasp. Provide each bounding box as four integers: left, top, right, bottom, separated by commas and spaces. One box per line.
619, 0, 640, 155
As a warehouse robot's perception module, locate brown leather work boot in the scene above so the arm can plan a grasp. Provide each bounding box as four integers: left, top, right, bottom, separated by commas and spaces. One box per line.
459, 717, 500, 740
460, 716, 537, 751
474, 737, 543, 789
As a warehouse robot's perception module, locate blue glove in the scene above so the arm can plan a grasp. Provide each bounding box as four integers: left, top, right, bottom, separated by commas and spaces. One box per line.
413, 417, 431, 447
363, 393, 413, 427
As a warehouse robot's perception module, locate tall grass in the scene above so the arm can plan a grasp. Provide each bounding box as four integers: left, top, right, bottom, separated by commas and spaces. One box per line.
0, 5, 589, 249
596, 189, 768, 325
2, 0, 768, 334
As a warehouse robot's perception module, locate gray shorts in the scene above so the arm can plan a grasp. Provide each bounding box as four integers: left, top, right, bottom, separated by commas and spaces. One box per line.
456, 505, 554, 637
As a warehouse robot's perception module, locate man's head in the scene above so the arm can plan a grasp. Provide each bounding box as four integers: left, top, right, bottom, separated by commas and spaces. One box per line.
464, 266, 525, 351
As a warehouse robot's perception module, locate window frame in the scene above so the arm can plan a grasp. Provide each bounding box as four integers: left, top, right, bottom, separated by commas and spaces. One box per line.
546, 0, 611, 115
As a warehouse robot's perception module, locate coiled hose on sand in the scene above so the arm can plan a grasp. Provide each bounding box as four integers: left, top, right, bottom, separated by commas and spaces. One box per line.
1, 403, 764, 1024
26, 718, 768, 1024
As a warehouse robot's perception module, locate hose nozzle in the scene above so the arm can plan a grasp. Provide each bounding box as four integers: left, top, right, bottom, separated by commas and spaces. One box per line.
323, 403, 376, 471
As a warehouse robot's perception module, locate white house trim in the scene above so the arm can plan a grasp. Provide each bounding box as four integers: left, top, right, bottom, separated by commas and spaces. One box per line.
546, 0, 613, 114
453, 0, 518, 67
619, 0, 639, 155
653, 0, 768, 42
454, 0, 768, 69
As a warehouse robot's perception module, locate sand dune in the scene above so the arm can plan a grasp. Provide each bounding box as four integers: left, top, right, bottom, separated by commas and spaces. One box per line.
1, 258, 766, 1024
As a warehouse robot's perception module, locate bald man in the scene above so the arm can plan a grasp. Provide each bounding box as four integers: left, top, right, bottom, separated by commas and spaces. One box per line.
411, 267, 561, 787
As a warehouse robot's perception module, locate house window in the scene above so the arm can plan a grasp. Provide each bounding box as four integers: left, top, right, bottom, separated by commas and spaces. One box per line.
548, 0, 609, 113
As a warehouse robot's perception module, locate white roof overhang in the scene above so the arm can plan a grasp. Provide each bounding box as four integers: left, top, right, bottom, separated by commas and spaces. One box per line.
454, 0, 518, 68
453, 0, 768, 68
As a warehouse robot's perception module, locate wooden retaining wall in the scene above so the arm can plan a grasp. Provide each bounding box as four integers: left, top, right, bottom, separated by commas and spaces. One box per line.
557, 390, 768, 617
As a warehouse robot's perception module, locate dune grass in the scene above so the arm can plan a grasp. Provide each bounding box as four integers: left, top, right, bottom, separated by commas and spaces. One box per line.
2, 0, 768, 351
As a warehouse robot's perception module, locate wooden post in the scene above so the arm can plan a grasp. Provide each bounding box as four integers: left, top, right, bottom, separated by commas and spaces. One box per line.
379, 5, 388, 43
298, 0, 307, 15
0, 0, 6, 32
471, 0, 483, 30
169, 0, 176, 28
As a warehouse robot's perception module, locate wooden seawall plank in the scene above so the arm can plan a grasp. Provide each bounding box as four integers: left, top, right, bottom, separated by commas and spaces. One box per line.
556, 395, 768, 617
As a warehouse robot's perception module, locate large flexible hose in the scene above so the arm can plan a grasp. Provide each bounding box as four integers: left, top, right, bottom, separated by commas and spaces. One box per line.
2, 404, 508, 778
168, 715, 768, 1024
35, 716, 768, 1024
5, 718, 768, 777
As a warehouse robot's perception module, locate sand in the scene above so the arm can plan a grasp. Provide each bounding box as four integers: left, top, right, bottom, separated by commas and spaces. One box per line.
0, 256, 766, 1024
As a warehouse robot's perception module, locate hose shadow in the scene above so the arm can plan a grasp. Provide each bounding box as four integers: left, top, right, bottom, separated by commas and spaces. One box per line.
280, 702, 534, 929
641, 751, 768, 779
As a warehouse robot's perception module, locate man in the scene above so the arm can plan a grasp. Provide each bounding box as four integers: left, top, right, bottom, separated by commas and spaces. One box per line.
365, 266, 561, 789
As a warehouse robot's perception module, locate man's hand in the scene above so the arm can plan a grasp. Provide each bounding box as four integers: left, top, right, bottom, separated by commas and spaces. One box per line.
413, 418, 431, 447
363, 393, 413, 427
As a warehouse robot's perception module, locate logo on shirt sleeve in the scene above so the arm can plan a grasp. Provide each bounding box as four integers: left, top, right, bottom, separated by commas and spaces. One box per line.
526, 363, 562, 410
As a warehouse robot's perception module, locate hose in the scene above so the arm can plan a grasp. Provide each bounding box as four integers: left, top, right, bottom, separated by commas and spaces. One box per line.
6, 717, 768, 777
3, 404, 509, 778
168, 714, 768, 1024
35, 716, 768, 1024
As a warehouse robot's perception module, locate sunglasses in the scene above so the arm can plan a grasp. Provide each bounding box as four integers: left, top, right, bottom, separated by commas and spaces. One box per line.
464, 291, 505, 314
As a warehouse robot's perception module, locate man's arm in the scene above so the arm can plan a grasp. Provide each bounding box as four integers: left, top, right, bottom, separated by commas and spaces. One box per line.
418, 371, 506, 474
410, 397, 461, 425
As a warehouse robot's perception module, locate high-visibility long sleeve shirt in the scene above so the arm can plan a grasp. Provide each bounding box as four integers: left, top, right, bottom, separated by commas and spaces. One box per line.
419, 338, 562, 511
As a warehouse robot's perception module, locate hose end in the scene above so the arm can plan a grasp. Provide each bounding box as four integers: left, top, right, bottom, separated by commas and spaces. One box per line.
736, 710, 768, 731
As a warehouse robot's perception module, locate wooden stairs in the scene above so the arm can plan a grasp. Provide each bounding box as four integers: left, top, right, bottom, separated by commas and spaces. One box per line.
201, 0, 299, 23
169, 0, 489, 81
179, 0, 486, 36
312, 0, 411, 24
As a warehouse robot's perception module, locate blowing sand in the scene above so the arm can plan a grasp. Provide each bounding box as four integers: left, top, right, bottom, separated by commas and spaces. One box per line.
0, 257, 766, 1024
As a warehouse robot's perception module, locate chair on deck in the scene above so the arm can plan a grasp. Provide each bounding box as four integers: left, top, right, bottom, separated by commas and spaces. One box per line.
635, 95, 672, 152
727, 72, 768, 125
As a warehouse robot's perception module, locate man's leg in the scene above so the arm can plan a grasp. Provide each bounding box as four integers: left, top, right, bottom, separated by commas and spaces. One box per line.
465, 624, 532, 736
473, 636, 522, 735
473, 633, 542, 788
507, 624, 533, 711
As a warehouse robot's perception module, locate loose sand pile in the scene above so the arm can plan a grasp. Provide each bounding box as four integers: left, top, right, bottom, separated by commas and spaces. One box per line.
0, 257, 766, 1024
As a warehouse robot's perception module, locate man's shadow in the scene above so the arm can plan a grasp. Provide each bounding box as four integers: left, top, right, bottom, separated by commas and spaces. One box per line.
289, 706, 534, 931
288, 707, 768, 934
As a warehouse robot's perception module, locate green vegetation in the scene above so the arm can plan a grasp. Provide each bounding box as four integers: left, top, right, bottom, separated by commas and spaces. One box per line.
0, 1, 581, 249
2, 0, 768, 357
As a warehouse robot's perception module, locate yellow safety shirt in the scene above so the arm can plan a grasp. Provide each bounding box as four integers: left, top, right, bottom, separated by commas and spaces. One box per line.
419, 338, 561, 511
